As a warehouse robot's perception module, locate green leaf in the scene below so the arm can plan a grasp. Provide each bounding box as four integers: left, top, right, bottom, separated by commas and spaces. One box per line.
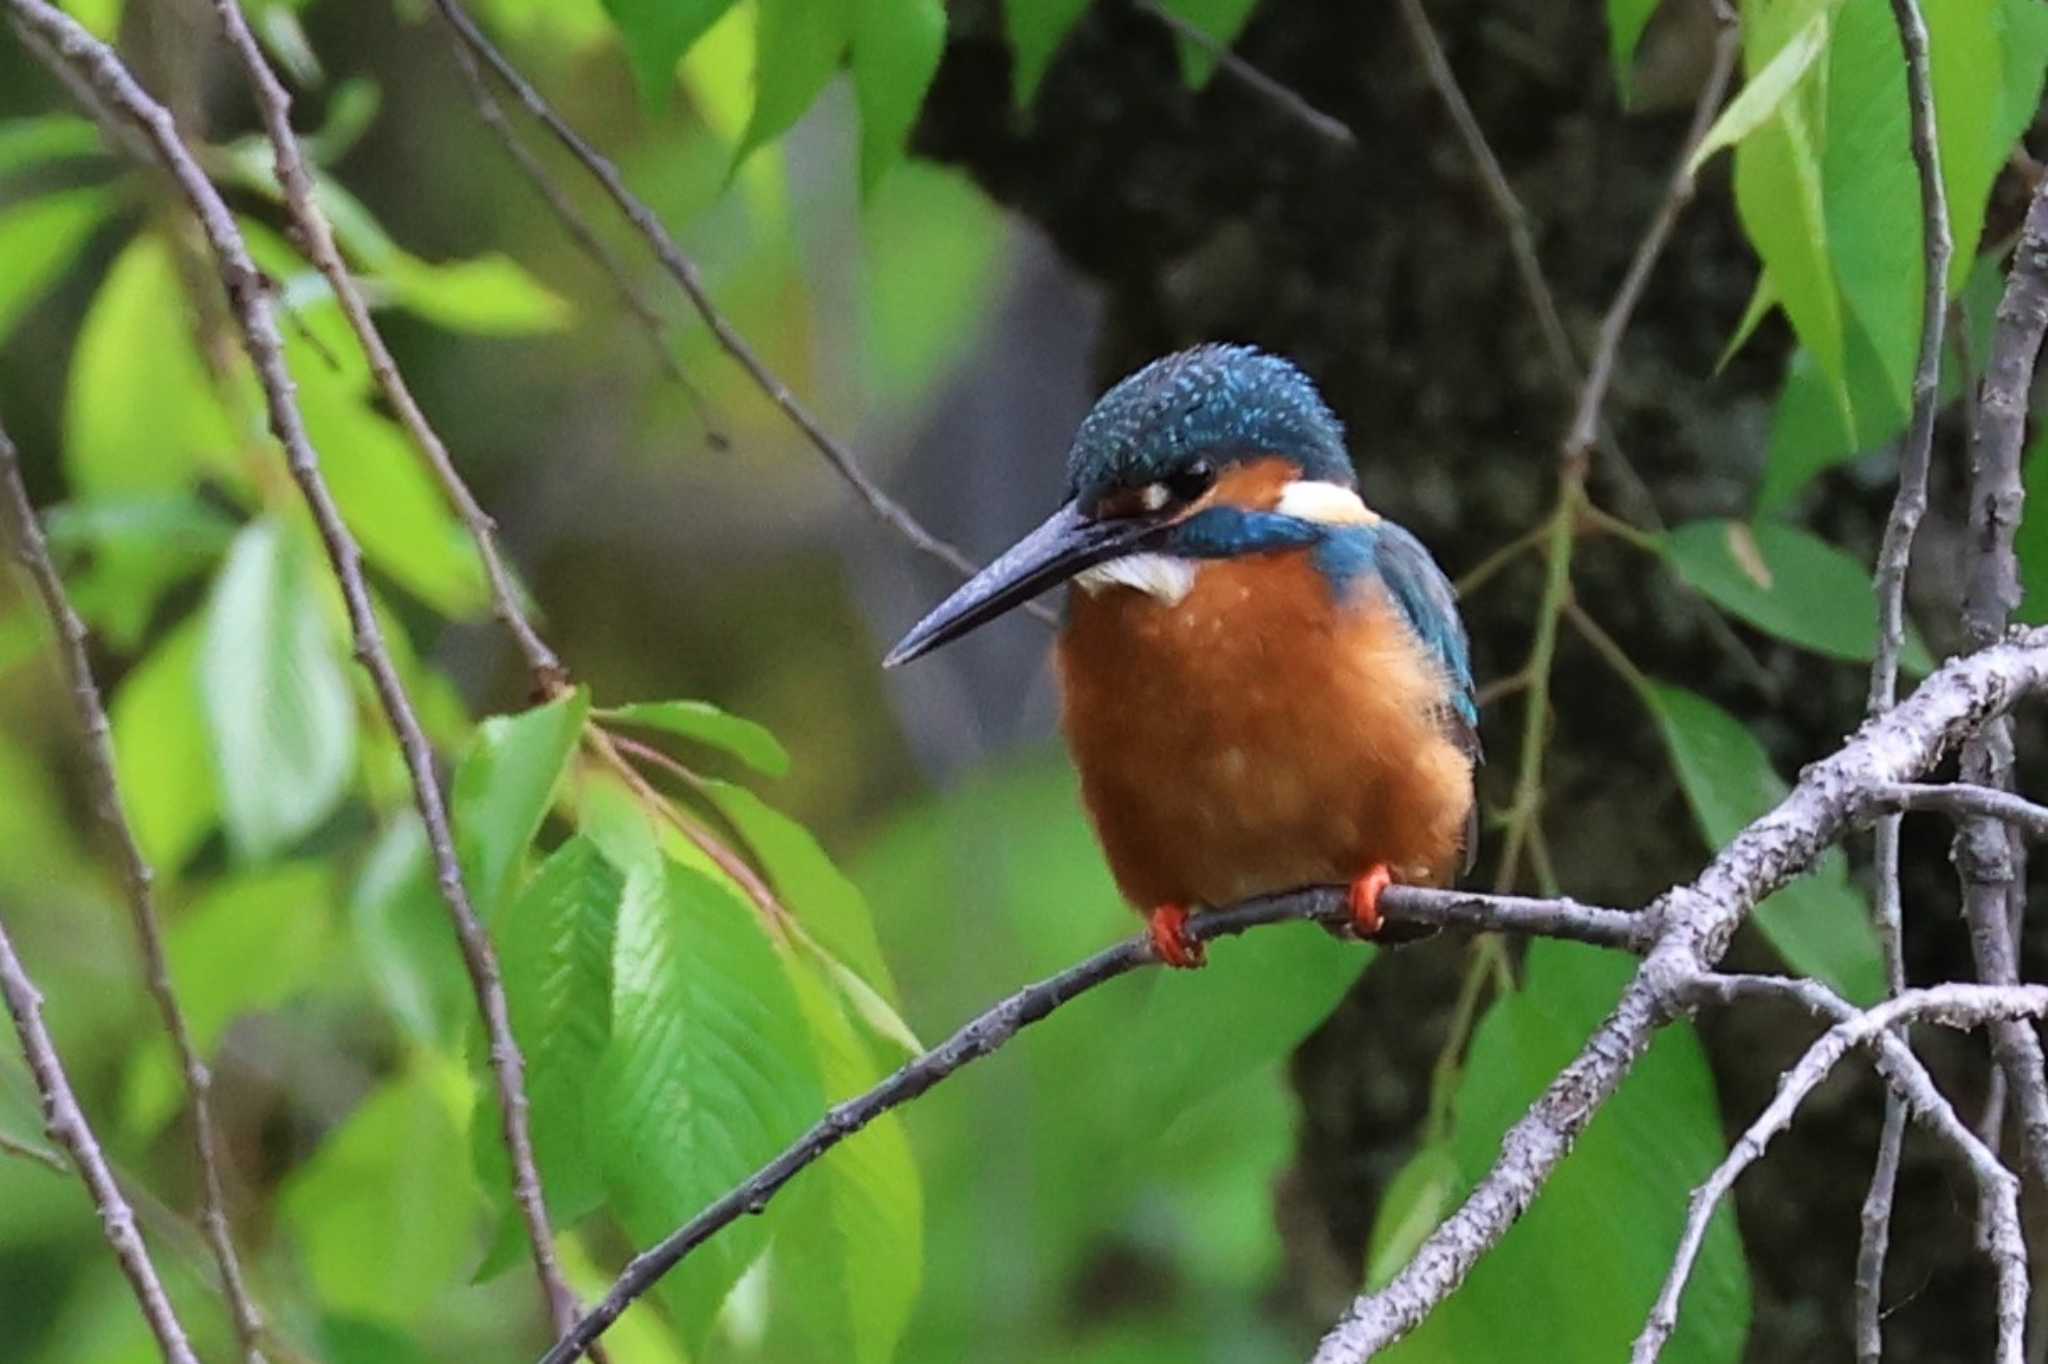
1926, 0, 2006, 282
1365, 1144, 1459, 1291
852, 0, 944, 193
1756, 321, 1907, 510
280, 1063, 479, 1324
765, 956, 922, 1364
594, 859, 824, 1353
1663, 519, 1933, 672
350, 814, 472, 1048
738, 0, 852, 168
452, 688, 591, 920
1004, 0, 1092, 108
1688, 10, 1828, 175
596, 699, 790, 777
45, 496, 237, 649
66, 234, 241, 498
1384, 941, 1749, 1364
860, 162, 1007, 404
1157, 0, 1258, 87
1608, 0, 1663, 103
601, 0, 737, 104
0, 115, 103, 180
1997, 0, 2048, 175
1644, 683, 1885, 1003
381, 251, 573, 335
2015, 427, 2048, 625
0, 188, 114, 341
474, 837, 622, 1238
111, 619, 219, 873
203, 519, 359, 861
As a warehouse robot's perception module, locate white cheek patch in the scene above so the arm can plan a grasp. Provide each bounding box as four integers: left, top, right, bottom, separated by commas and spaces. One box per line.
1275, 480, 1378, 525
1074, 553, 1200, 605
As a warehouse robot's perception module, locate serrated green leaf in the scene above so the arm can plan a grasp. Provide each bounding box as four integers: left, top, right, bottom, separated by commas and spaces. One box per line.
1365, 1144, 1459, 1291
280, 1063, 479, 1324
596, 699, 790, 777
66, 234, 241, 498
1643, 683, 1884, 1004
602, 0, 737, 103
1157, 0, 1258, 87
739, 0, 852, 168
1608, 0, 1663, 103
0, 115, 103, 180
1384, 941, 1749, 1364
1663, 519, 1933, 672
1689, 10, 1828, 175
111, 619, 218, 873
595, 858, 824, 1353
203, 519, 359, 861
474, 837, 622, 1247
0, 187, 113, 342
453, 688, 590, 920
852, 0, 944, 193
1005, 0, 1092, 108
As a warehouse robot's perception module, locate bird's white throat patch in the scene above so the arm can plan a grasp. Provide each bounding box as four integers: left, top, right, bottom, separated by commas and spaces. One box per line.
1074, 553, 1200, 605
1275, 480, 1377, 524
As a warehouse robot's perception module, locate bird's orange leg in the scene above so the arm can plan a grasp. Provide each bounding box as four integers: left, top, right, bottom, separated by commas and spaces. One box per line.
1147, 903, 1207, 969
1347, 864, 1395, 939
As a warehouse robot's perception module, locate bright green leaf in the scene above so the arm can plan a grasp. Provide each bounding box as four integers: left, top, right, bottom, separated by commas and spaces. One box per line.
452, 688, 591, 920
280, 1063, 479, 1324
1608, 0, 1663, 102
0, 115, 103, 180
602, 0, 738, 103
1384, 941, 1749, 1364
852, 0, 944, 193
1004, 0, 1092, 108
0, 188, 114, 341
1926, 0, 2005, 284
1997, 0, 2048, 175
45, 495, 236, 649
596, 699, 790, 777
170, 862, 335, 1053
382, 251, 574, 335
1365, 1144, 1459, 1291
1715, 270, 1776, 373
595, 858, 824, 1353
1688, 10, 1828, 175
739, 0, 853, 168
203, 519, 359, 861
1663, 519, 1933, 672
111, 619, 219, 873
860, 162, 1007, 404
1644, 683, 1885, 1003
350, 814, 471, 1048
1157, 0, 1258, 88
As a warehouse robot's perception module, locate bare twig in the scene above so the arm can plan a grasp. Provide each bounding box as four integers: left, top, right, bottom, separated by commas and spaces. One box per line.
1308, 628, 2048, 1362
0, 913, 201, 1364
1665, 974, 2033, 1364
1132, 0, 1354, 147
535, 879, 1653, 1364
2, 0, 580, 1345
1856, 2, 1955, 1349
428, 0, 1054, 621
0, 1126, 67, 1173
1862, 781, 2048, 839
0, 414, 268, 1362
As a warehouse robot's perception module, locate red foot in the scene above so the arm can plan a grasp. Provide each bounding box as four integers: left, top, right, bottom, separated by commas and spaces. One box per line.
1147, 903, 1207, 969
1348, 864, 1394, 939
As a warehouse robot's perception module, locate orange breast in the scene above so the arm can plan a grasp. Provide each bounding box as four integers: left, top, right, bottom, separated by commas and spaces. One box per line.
1055, 549, 1474, 912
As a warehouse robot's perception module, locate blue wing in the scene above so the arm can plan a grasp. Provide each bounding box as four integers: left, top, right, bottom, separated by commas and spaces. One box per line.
1315, 521, 1481, 763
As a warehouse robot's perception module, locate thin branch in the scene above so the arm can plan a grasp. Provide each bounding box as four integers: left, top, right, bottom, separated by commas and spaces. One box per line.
535, 879, 1654, 1364
428, 0, 1057, 622
1308, 627, 2048, 1362
0, 913, 201, 1364
1862, 782, 2048, 839
0, 1126, 68, 1174
1662, 974, 2032, 1364
0, 414, 267, 1362
1858, 0, 1955, 1348
1131, 0, 1354, 147
2, 0, 579, 1346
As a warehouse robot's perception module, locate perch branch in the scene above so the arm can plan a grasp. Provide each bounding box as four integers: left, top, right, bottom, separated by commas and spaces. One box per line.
0, 912, 201, 1364
428, 0, 1055, 621
2, 0, 581, 1343
1638, 978, 2039, 1364
534, 881, 1654, 1364
0, 414, 269, 1362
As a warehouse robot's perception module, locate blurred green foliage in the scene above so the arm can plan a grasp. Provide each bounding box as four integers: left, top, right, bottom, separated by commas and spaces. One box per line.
0, 0, 2039, 1361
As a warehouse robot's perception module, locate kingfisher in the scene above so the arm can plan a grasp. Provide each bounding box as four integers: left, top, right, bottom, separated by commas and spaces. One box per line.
885, 344, 1479, 968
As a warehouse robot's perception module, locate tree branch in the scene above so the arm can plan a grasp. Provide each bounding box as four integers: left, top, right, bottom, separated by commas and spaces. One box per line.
1861, 781, 2048, 839
1130, 0, 1354, 147
1640, 977, 2039, 1364
0, 413, 268, 1361
427, 0, 1054, 621
0, 911, 200, 1364
2, 0, 579, 1344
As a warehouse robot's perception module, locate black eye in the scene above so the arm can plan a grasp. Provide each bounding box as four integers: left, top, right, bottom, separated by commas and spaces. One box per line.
1166, 460, 1216, 502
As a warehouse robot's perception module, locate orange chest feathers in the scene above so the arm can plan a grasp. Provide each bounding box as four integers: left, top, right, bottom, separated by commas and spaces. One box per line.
1054, 550, 1474, 912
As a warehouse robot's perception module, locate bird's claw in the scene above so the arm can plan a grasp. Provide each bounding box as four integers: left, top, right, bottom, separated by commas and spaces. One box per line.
1347, 864, 1394, 939
1147, 903, 1206, 969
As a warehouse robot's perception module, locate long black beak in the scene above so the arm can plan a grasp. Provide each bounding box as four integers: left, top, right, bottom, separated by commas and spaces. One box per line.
883, 500, 1165, 667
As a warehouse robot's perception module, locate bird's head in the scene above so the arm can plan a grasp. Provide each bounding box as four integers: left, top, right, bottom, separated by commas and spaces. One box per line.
884, 343, 1360, 666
